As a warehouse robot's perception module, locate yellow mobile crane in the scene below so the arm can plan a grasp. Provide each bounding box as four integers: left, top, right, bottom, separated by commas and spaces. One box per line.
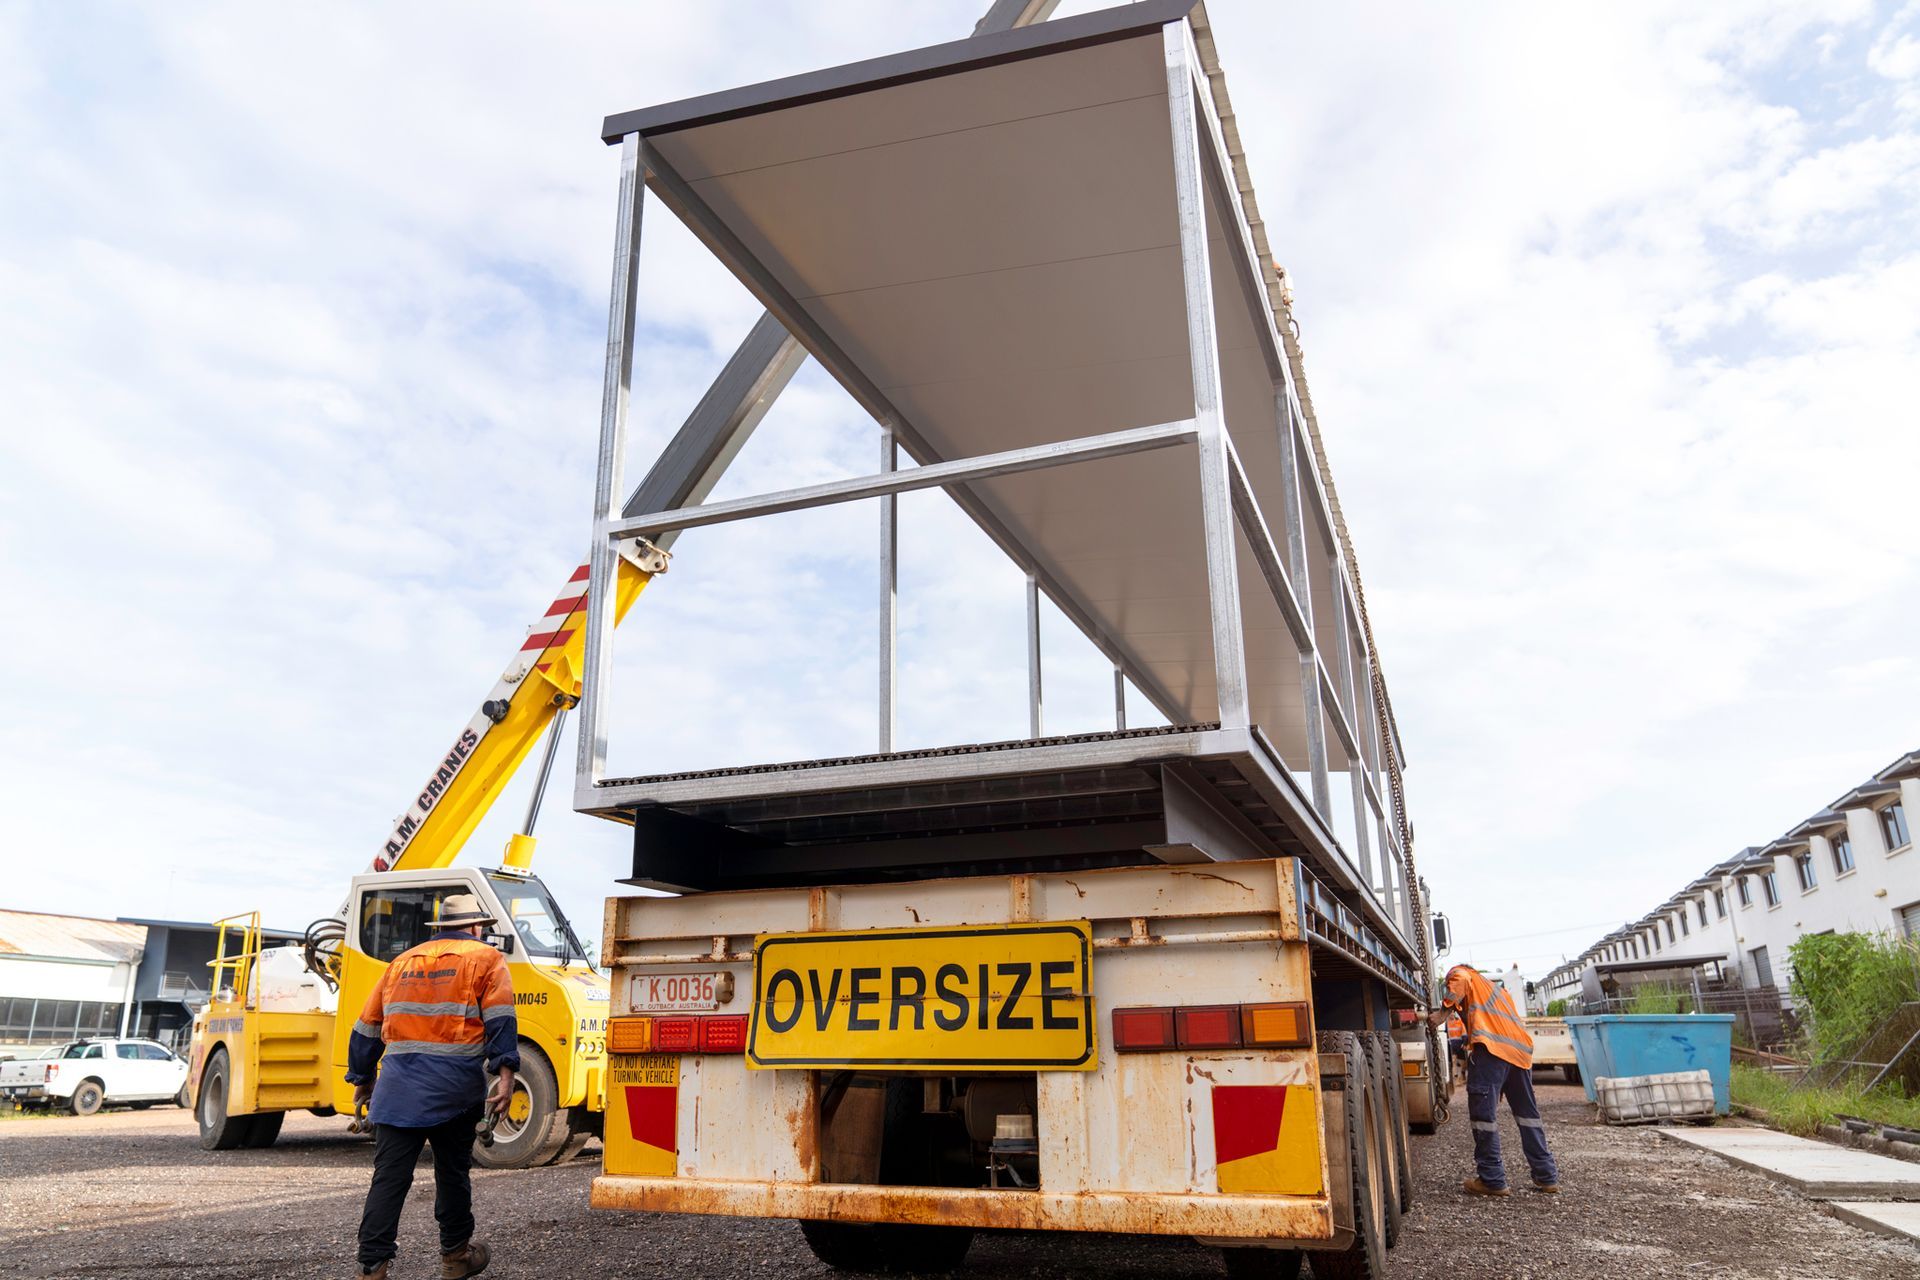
184, 315, 808, 1167
186, 548, 658, 1166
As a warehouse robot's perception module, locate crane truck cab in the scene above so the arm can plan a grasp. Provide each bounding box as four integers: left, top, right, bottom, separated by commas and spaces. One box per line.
186, 866, 607, 1167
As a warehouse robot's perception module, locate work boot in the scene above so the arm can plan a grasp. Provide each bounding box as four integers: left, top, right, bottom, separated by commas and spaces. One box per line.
1462, 1176, 1510, 1197
1530, 1178, 1561, 1193
442, 1240, 491, 1279
354, 1264, 389, 1280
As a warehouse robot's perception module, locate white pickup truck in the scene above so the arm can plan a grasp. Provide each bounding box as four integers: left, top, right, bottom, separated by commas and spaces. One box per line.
0, 1039, 190, 1114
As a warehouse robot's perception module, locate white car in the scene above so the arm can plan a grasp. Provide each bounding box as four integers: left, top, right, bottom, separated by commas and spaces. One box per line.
0, 1039, 190, 1115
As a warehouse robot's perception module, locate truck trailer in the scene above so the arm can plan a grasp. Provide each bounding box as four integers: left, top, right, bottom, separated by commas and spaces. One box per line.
574, 3, 1445, 1276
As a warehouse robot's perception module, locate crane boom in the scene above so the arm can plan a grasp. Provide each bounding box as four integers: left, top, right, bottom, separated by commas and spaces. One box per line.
373, 545, 663, 873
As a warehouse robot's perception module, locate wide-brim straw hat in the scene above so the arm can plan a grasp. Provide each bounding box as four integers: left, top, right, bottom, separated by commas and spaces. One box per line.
435, 893, 496, 929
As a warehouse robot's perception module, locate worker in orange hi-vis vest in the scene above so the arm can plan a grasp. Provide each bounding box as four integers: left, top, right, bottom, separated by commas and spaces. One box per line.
1428, 963, 1560, 1196
346, 894, 519, 1280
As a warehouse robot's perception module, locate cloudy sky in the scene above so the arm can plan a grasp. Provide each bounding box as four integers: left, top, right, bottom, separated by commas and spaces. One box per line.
2, 0, 1916, 982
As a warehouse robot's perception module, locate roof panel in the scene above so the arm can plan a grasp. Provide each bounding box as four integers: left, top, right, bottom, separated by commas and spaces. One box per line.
613, 3, 1344, 770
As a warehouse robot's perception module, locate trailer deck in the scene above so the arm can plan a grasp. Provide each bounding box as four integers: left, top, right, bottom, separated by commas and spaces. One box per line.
575, 0, 1425, 981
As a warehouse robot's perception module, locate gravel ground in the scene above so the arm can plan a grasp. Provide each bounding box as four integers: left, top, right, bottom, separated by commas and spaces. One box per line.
0, 1082, 1912, 1279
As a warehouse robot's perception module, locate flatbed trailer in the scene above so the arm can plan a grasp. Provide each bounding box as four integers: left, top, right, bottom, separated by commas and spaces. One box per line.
571, 3, 1445, 1275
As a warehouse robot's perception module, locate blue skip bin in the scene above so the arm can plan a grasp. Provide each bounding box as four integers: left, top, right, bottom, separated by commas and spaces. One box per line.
1564, 1015, 1735, 1115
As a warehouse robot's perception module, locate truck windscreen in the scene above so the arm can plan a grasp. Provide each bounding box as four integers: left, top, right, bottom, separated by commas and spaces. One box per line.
484, 871, 588, 964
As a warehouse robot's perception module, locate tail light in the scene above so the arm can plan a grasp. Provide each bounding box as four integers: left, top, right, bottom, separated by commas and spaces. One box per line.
608, 1013, 748, 1055
609, 1015, 653, 1054
1113, 1001, 1313, 1053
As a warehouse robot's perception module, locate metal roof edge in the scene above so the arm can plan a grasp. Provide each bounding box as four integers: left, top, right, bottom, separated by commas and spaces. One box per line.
600, 0, 1198, 142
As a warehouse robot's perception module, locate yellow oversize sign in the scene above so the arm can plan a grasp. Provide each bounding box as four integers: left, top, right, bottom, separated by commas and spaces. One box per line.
747, 922, 1095, 1070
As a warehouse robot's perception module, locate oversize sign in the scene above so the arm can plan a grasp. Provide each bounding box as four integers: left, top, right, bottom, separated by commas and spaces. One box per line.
747, 922, 1095, 1070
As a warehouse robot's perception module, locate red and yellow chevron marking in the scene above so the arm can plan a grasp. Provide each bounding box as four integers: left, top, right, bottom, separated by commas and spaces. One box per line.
1212, 1084, 1322, 1195
605, 1055, 678, 1177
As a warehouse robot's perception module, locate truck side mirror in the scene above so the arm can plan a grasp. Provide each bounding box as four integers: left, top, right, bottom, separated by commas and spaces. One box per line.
485, 931, 517, 956
1431, 913, 1452, 956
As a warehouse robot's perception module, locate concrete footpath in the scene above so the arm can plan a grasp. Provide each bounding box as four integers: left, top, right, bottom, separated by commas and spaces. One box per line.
1656, 1126, 1920, 1200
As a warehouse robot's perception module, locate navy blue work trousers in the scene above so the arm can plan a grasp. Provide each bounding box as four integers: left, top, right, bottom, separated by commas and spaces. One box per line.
1466, 1046, 1558, 1189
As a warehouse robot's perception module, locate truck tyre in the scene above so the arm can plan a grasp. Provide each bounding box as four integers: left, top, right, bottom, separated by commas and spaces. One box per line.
176, 1082, 192, 1109
1356, 1034, 1404, 1247
69, 1079, 106, 1116
1372, 1033, 1413, 1216
799, 1221, 972, 1274
245, 1109, 284, 1148
1316, 1034, 1386, 1280
1221, 1247, 1303, 1280
197, 1049, 256, 1151
474, 1045, 567, 1169
1562, 1063, 1581, 1085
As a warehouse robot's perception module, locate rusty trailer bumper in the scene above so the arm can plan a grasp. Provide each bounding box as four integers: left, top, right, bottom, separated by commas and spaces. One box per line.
591, 1175, 1333, 1239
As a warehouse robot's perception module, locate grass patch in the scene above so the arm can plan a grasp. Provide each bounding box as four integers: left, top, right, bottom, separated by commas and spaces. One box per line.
1732, 1063, 1920, 1137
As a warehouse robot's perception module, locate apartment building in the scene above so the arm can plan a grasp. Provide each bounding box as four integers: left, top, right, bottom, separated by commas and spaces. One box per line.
1542, 748, 1920, 1008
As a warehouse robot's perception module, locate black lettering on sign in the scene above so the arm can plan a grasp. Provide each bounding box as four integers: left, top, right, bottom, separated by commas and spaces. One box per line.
845, 967, 881, 1031
515, 991, 547, 1006
889, 966, 926, 1031
995, 963, 1033, 1030
977, 963, 990, 1030
764, 969, 802, 1033
933, 964, 968, 1031
1040, 960, 1079, 1030
807, 969, 841, 1031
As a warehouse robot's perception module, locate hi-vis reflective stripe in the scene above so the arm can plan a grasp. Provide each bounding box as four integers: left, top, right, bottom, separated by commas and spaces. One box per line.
1476, 1028, 1532, 1052
383, 1040, 486, 1058
387, 1001, 480, 1019
481, 1004, 514, 1022
351, 1020, 381, 1039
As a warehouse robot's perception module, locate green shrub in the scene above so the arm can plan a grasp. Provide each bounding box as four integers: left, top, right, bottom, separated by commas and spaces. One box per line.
1786, 931, 1920, 1063
1545, 998, 1569, 1017
1732, 1063, 1920, 1137
1625, 983, 1688, 1015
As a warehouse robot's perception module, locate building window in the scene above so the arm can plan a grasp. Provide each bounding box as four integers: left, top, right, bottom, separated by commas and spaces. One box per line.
1832, 831, 1855, 875
1794, 851, 1817, 893
1737, 877, 1752, 907
1696, 899, 1709, 927
1665, 918, 1676, 943
1651, 929, 1661, 952
1899, 900, 1920, 940
1882, 802, 1911, 852
1762, 871, 1781, 907
1750, 945, 1774, 988
1713, 887, 1727, 918
1679, 911, 1690, 936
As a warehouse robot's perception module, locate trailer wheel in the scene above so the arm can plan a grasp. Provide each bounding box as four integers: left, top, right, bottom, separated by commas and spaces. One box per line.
197, 1050, 255, 1151
473, 1045, 568, 1169
1561, 1063, 1581, 1085
1356, 1034, 1404, 1247
1315, 1034, 1386, 1280
1373, 1033, 1413, 1216
1220, 1246, 1303, 1280
245, 1110, 284, 1148
798, 1221, 972, 1274
175, 1082, 191, 1109
69, 1079, 106, 1116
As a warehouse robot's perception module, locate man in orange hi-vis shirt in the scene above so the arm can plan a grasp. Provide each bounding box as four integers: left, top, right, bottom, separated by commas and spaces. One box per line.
346, 893, 519, 1279
1429, 962, 1560, 1196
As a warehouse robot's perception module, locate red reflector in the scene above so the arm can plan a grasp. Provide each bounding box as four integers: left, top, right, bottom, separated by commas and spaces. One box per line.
1175, 1006, 1242, 1050
1112, 1007, 1176, 1052
699, 1015, 748, 1053
654, 1016, 699, 1052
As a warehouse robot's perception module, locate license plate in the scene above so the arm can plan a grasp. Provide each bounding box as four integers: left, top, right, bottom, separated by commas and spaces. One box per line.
629, 971, 723, 1011
747, 922, 1094, 1070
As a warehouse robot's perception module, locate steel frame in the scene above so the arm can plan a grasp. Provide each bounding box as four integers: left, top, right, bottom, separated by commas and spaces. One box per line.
575, 5, 1414, 946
